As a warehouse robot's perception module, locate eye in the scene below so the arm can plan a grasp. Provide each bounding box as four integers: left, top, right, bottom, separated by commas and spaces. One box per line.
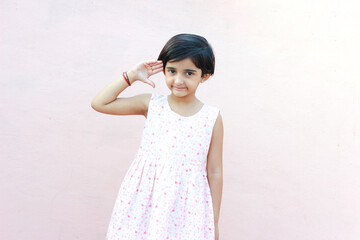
168, 70, 175, 74
186, 72, 193, 76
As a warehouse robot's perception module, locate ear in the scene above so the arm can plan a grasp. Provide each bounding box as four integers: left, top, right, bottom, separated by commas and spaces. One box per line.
200, 73, 211, 83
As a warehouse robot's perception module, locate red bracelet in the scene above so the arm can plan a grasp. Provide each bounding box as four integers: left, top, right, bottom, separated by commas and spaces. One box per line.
123, 72, 131, 86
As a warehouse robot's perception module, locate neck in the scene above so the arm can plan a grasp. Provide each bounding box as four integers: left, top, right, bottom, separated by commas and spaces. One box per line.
168, 93, 198, 105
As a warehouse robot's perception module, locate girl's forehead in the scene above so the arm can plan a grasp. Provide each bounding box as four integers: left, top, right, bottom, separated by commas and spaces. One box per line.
166, 58, 198, 69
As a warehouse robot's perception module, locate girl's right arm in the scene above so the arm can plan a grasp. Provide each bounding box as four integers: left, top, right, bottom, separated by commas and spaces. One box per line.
91, 60, 163, 117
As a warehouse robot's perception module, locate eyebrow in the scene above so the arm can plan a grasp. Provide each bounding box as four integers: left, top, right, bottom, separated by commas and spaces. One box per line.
166, 67, 197, 72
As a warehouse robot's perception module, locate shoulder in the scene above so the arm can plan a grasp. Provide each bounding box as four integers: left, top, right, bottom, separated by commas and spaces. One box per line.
203, 101, 219, 113
207, 110, 223, 171
214, 111, 223, 132
203, 102, 221, 122
204, 103, 223, 136
144, 93, 167, 118
147, 93, 167, 106
149, 92, 165, 100
213, 111, 223, 133
138, 92, 165, 106
209, 111, 223, 153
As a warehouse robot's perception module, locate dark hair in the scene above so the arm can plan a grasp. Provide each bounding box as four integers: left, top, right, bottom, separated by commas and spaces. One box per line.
158, 33, 215, 77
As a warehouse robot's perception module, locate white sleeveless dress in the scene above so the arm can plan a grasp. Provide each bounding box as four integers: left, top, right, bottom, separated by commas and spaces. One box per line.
106, 93, 220, 240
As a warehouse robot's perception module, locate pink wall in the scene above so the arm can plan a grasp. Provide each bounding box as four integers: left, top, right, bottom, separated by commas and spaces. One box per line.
1, 1, 360, 239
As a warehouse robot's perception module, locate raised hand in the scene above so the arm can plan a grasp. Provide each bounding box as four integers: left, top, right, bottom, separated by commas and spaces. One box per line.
127, 60, 164, 88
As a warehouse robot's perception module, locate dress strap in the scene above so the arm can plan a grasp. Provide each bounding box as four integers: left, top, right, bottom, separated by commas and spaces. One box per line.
146, 93, 164, 120
206, 105, 220, 130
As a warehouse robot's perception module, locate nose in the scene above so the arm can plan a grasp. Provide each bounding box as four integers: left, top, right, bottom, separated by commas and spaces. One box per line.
174, 74, 184, 85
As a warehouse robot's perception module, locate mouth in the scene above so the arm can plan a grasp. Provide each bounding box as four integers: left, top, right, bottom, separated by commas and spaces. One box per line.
173, 86, 186, 91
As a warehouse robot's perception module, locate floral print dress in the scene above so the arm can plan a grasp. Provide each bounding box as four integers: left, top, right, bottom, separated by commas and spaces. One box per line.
106, 93, 219, 240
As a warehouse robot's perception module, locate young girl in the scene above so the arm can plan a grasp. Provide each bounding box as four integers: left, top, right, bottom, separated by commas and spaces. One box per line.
91, 33, 223, 240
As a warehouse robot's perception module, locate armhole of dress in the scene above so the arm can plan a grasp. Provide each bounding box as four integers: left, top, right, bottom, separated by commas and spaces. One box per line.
146, 93, 159, 120
210, 107, 220, 136
205, 107, 220, 156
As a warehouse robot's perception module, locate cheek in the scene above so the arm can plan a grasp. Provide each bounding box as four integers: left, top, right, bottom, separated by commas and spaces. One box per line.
164, 73, 172, 79
165, 77, 173, 86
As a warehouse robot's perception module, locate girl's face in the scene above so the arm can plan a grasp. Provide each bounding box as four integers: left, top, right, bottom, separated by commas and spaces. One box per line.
164, 58, 211, 100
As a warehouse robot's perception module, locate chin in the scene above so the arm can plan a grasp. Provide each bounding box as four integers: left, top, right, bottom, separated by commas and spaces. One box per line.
172, 91, 187, 97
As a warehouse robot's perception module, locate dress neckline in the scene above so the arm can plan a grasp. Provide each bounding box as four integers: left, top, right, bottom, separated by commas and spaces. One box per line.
165, 95, 205, 118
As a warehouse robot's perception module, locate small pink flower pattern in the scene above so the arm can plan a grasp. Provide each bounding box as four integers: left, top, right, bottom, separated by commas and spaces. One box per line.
106, 93, 220, 240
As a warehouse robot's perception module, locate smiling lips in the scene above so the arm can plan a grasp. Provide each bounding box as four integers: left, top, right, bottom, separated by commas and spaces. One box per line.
173, 86, 186, 90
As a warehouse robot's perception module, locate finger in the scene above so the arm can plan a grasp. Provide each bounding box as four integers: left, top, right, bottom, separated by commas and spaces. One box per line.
149, 64, 163, 71
145, 62, 162, 71
156, 61, 163, 66
146, 60, 162, 65
147, 63, 163, 74
151, 64, 163, 70
153, 61, 163, 67
150, 67, 163, 75
149, 61, 163, 67
144, 78, 155, 88
151, 68, 163, 75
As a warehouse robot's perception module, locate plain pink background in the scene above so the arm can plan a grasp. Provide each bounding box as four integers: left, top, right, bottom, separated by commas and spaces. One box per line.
1, 1, 360, 239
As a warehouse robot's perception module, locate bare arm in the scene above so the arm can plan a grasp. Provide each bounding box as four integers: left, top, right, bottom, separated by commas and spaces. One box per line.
207, 113, 223, 239
91, 60, 163, 116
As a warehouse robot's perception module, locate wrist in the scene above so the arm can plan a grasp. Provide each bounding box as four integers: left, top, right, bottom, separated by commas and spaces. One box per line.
127, 70, 137, 85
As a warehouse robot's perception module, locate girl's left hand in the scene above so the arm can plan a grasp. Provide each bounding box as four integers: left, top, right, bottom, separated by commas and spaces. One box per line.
215, 222, 219, 240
